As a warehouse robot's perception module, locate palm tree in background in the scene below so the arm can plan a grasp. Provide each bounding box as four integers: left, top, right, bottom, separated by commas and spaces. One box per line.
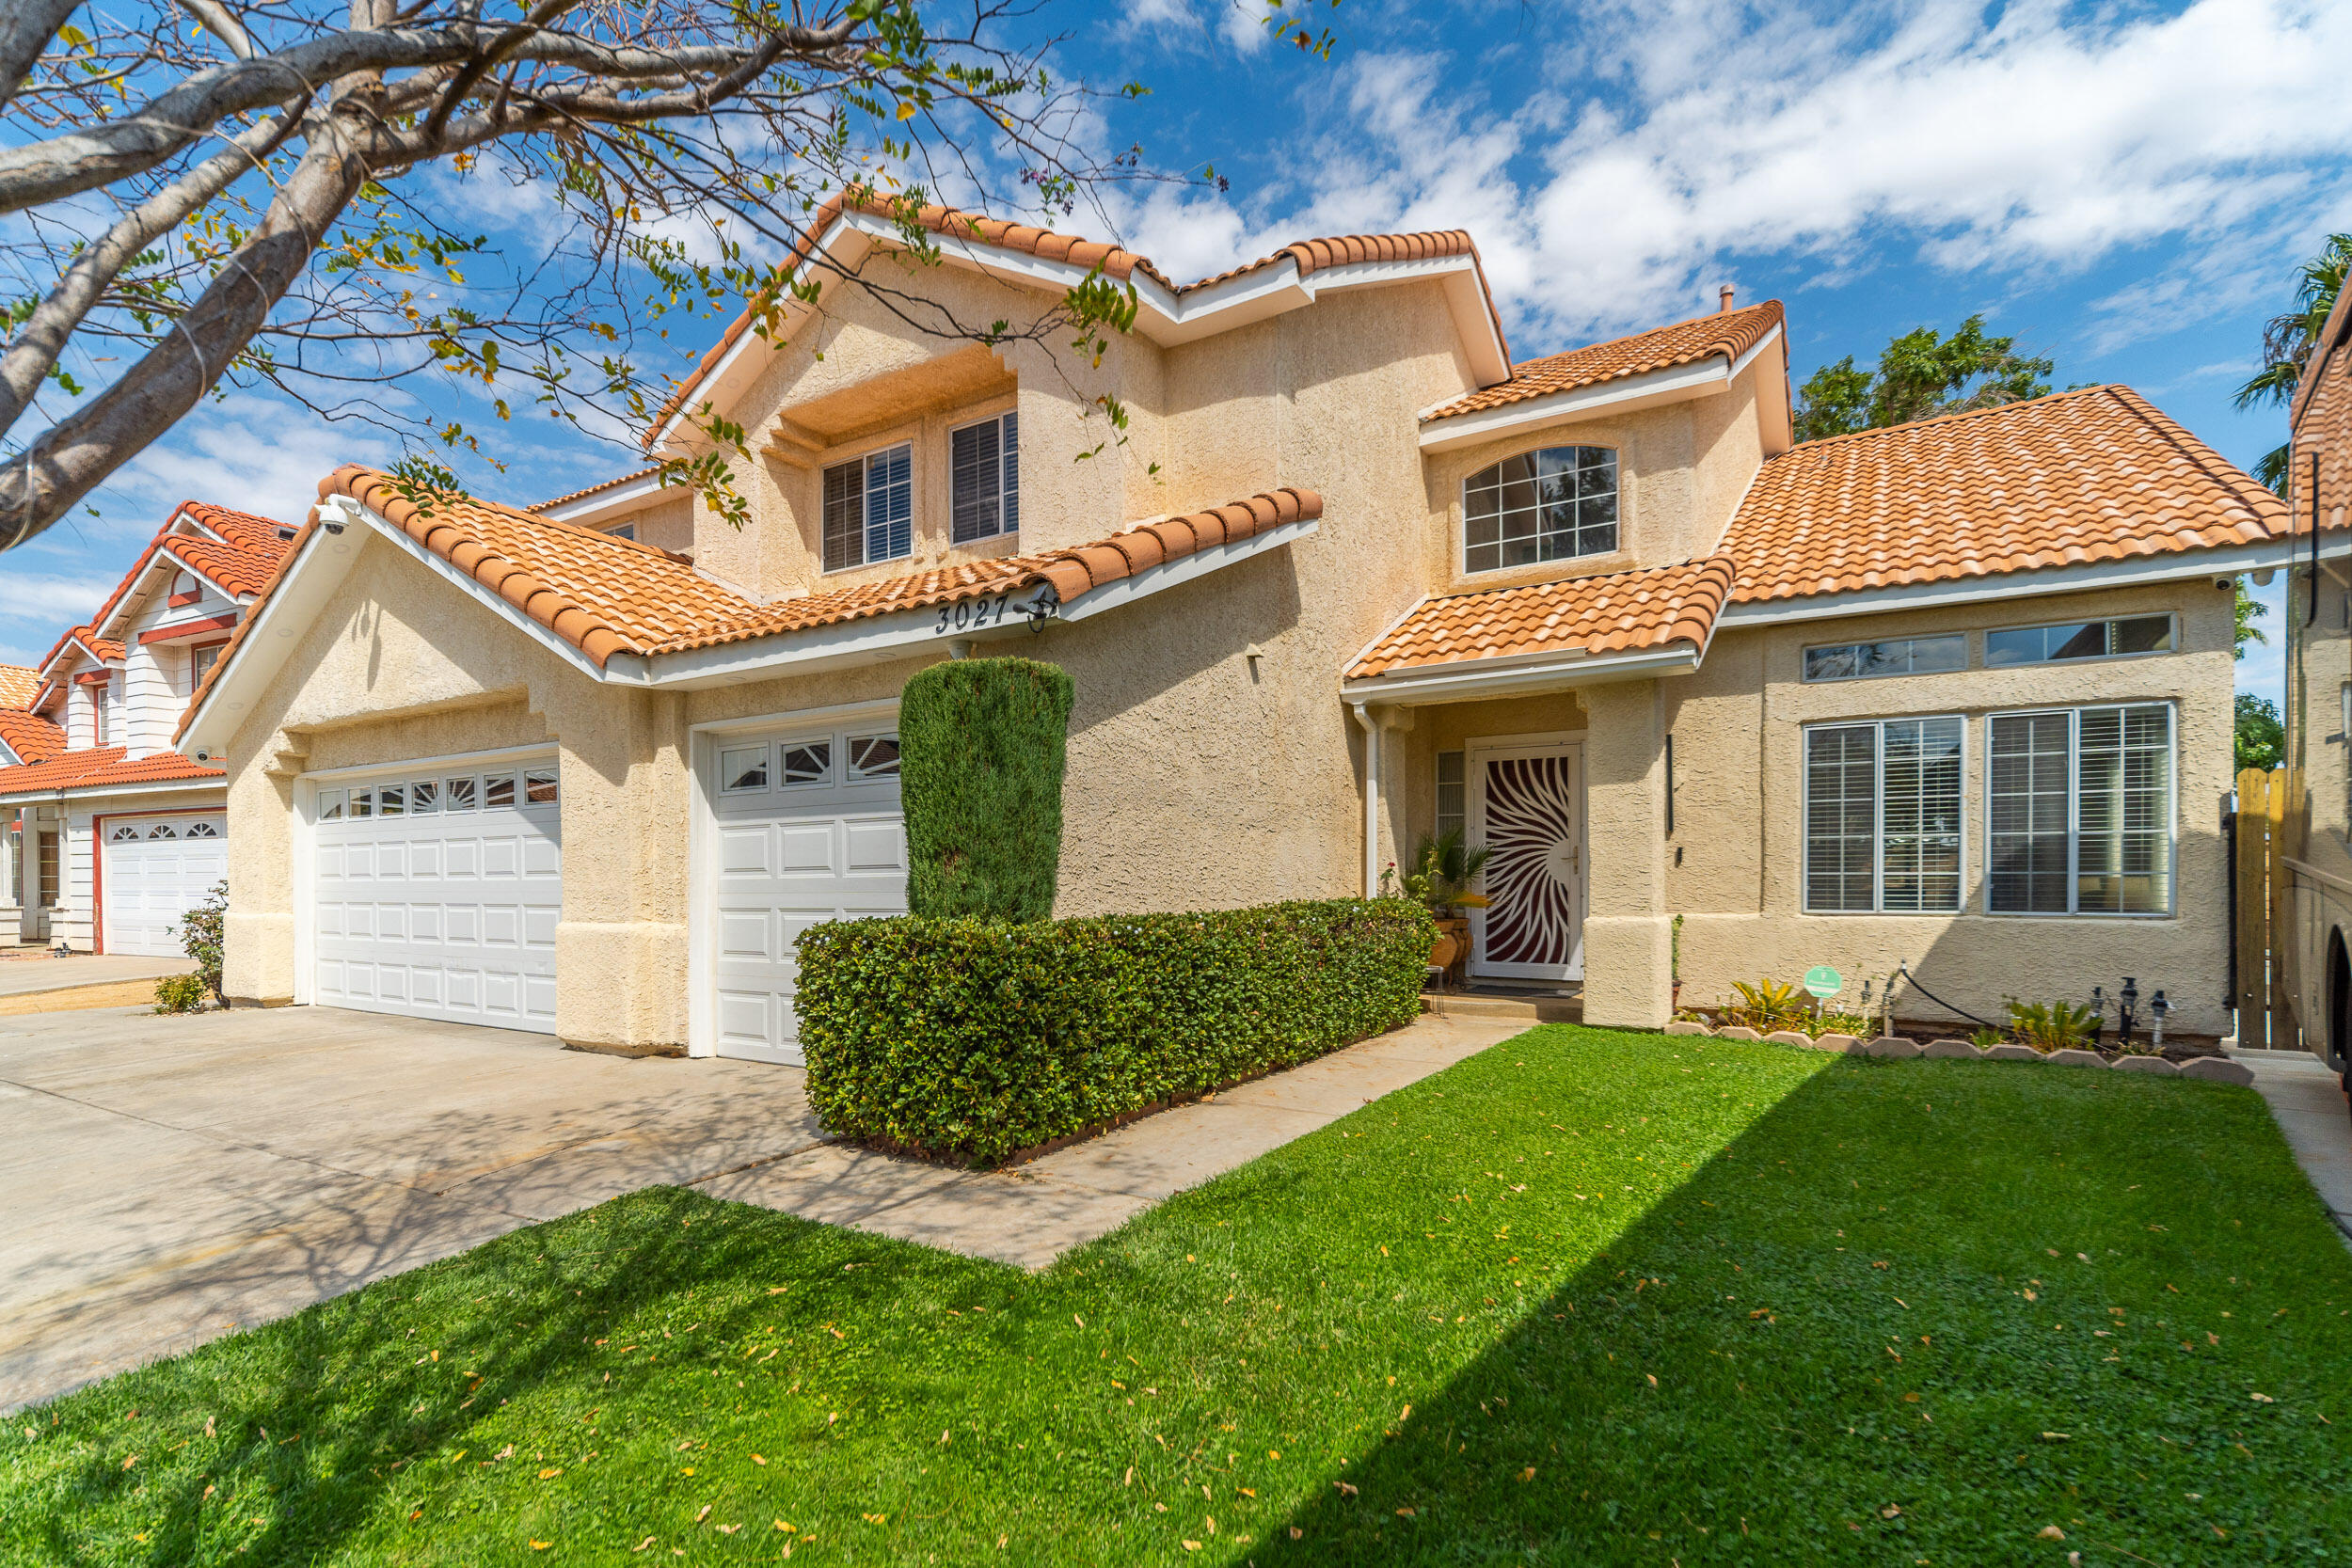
2233, 233, 2352, 491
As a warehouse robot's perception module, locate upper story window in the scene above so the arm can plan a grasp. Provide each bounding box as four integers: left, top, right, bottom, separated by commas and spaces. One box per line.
951, 411, 1018, 545
1986, 614, 2171, 668
1463, 446, 1618, 575
89, 682, 109, 746
602, 522, 637, 542
1804, 634, 1966, 683
190, 643, 221, 689
822, 443, 914, 572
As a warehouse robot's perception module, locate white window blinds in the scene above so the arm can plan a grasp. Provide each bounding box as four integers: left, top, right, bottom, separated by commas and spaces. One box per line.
1803, 717, 1963, 913
1988, 704, 2173, 915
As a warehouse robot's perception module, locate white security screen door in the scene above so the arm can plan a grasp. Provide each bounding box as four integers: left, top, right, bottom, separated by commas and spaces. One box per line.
707, 721, 906, 1065
101, 813, 228, 956
310, 760, 563, 1032
1468, 741, 1586, 981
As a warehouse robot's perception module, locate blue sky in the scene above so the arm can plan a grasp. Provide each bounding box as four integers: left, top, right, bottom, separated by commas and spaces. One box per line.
6, 0, 2344, 701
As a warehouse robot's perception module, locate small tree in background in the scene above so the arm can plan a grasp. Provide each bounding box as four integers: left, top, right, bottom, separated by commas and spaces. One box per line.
900, 657, 1074, 922
2236, 692, 2284, 773
1794, 314, 2056, 444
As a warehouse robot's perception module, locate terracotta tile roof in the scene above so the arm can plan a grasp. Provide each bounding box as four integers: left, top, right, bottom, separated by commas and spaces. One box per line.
0, 745, 222, 798
1348, 557, 1735, 679
1423, 301, 1785, 422
2290, 285, 2352, 525
0, 707, 66, 764
35, 624, 125, 677
1722, 385, 2290, 604
164, 534, 285, 597
651, 191, 1503, 440
0, 664, 35, 708
179, 500, 294, 553
532, 467, 661, 512
660, 487, 1323, 655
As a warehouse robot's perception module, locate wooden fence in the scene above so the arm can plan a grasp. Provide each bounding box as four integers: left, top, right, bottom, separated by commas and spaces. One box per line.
2234, 767, 2288, 1050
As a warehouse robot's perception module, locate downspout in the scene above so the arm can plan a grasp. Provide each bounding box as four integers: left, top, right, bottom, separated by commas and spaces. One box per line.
1350, 701, 1380, 898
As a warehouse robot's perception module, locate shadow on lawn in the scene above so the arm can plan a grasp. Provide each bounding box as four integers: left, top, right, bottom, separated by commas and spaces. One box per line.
1242, 1048, 2340, 1566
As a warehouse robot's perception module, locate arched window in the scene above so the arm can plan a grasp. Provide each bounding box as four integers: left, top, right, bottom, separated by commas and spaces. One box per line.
1462, 446, 1618, 573
186, 821, 220, 838
148, 824, 177, 840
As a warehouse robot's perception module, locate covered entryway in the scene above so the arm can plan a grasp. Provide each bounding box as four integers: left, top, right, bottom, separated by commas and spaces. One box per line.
1468, 737, 1586, 981
309, 758, 563, 1032
703, 717, 906, 1064
100, 812, 227, 956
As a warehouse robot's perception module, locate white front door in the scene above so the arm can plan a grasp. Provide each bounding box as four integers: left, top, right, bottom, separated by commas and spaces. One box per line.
1468, 740, 1586, 981
706, 721, 906, 1065
310, 760, 563, 1033
101, 813, 227, 956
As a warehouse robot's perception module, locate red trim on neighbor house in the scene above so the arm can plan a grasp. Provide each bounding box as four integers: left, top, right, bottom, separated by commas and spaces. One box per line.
74, 670, 111, 685
138, 612, 238, 645
167, 589, 202, 608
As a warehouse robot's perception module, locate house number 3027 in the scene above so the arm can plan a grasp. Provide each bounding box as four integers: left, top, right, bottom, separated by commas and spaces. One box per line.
935, 594, 1014, 635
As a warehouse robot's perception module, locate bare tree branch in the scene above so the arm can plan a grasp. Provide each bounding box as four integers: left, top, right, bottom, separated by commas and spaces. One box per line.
0, 0, 86, 114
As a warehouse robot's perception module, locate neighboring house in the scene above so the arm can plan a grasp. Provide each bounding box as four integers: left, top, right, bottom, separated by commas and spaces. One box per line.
0, 503, 295, 953
180, 200, 2286, 1057
2280, 280, 2352, 1069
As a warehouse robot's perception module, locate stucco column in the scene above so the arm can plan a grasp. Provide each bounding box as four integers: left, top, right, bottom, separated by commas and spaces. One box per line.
224, 732, 303, 1006
543, 685, 691, 1054
1581, 679, 1672, 1029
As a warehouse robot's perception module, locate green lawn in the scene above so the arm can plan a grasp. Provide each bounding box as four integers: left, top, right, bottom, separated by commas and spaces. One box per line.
9, 1026, 2352, 1565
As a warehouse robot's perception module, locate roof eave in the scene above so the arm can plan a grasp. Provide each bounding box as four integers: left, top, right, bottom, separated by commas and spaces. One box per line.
1418, 324, 1783, 453
1342, 641, 1703, 706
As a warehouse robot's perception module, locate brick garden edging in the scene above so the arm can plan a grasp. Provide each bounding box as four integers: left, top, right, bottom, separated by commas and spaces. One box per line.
1663, 1020, 2256, 1085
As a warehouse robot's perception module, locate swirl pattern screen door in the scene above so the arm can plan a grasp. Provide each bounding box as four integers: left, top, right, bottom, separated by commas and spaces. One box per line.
1468, 742, 1586, 981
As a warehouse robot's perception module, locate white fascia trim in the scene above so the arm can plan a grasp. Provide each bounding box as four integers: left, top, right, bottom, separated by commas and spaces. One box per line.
539, 471, 669, 528
1341, 642, 1701, 706
1418, 324, 1786, 453
633, 517, 1320, 689
1, 776, 228, 805
1715, 536, 2296, 629
366, 503, 617, 688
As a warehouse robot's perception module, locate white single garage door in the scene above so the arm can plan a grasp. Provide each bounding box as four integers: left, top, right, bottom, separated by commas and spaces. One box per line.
101, 812, 228, 956
311, 760, 563, 1032
708, 721, 905, 1064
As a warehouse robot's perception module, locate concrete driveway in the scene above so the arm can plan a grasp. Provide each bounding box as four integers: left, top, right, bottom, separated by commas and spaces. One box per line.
0, 1005, 823, 1411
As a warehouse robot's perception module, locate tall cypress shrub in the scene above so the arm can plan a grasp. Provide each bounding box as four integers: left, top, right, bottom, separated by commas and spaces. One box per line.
899, 656, 1074, 921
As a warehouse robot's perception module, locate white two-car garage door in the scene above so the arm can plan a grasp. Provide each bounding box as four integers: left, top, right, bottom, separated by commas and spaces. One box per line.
101, 813, 228, 956
708, 721, 906, 1064
311, 759, 563, 1032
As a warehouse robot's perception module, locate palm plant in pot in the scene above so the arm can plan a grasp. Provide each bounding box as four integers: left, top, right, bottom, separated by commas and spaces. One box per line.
1384, 829, 1492, 981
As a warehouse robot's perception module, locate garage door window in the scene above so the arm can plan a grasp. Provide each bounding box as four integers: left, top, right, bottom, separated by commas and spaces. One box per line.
849, 734, 900, 779
721, 746, 769, 793
411, 780, 439, 815
379, 784, 405, 817
485, 774, 515, 808
188, 822, 218, 838
318, 789, 344, 820
149, 824, 177, 839
783, 742, 830, 784
526, 769, 560, 805
445, 776, 477, 812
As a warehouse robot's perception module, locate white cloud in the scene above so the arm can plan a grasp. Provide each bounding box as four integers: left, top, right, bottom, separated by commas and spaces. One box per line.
1113, 0, 1269, 55
99, 394, 395, 531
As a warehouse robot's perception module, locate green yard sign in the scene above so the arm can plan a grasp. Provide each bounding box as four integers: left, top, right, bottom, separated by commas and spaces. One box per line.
1802, 965, 1842, 999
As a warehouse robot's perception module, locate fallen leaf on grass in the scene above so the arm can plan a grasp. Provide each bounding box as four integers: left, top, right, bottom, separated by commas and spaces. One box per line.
752, 1453, 767, 1465
538, 1467, 562, 1480
694, 1505, 712, 1524
2038, 1526, 2066, 1541
1518, 1467, 1536, 1482
634, 1538, 655, 1552
1335, 1482, 1358, 1497
2251, 1393, 2276, 1403
529, 1542, 550, 1551
774, 1520, 795, 1532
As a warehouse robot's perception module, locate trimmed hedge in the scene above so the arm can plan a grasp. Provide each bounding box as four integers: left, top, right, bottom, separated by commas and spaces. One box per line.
796, 897, 1435, 1164
899, 657, 1074, 922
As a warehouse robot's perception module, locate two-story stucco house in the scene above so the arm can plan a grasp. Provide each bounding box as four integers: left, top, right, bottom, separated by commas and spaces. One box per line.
178, 200, 2288, 1056
0, 502, 294, 953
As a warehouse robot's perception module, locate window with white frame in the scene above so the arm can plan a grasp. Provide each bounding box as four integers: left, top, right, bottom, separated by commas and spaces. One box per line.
1985, 614, 2171, 667
190, 642, 222, 689
89, 682, 109, 746
603, 522, 638, 542
1803, 716, 1964, 913
1803, 633, 1967, 683
950, 411, 1018, 544
1463, 446, 1618, 573
822, 443, 914, 572
1435, 751, 1466, 841
1987, 704, 2173, 915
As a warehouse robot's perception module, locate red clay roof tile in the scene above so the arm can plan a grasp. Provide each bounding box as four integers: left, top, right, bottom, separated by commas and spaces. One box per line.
0, 746, 221, 798
0, 664, 35, 709
1423, 301, 1785, 422
0, 707, 66, 764
1348, 557, 1736, 679
1721, 385, 2288, 604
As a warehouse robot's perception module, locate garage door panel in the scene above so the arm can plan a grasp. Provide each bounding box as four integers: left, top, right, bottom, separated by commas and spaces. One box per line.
709, 724, 904, 1066
101, 813, 229, 957
313, 762, 561, 1035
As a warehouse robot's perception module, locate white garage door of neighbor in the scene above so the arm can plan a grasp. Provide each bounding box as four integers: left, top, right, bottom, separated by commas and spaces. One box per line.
101, 813, 228, 957
709, 722, 906, 1064
311, 760, 563, 1032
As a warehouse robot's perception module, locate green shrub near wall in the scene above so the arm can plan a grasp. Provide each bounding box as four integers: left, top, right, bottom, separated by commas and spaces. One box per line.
898, 657, 1074, 922
796, 898, 1434, 1164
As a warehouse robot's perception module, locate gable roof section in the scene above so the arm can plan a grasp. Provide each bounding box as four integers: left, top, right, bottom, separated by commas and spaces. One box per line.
650, 193, 1507, 447
2290, 279, 2352, 435
28, 500, 296, 687
0, 745, 221, 800
1721, 385, 2288, 606
2289, 282, 2352, 530
0, 707, 66, 765
0, 664, 35, 708
1423, 301, 1785, 422
1347, 557, 1735, 680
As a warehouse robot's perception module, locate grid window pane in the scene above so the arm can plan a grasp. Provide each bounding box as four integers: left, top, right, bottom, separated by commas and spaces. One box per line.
1988, 712, 2071, 911
864, 444, 913, 565
525, 769, 560, 806
378, 783, 405, 818
2113, 615, 2172, 655
2077, 704, 2172, 913
1804, 724, 1879, 911
951, 414, 1018, 544
1436, 751, 1466, 841
317, 789, 344, 821
822, 458, 862, 572
1463, 446, 1618, 573
1881, 717, 1963, 911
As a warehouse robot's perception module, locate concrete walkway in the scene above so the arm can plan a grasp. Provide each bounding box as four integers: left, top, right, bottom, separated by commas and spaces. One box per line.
702, 1011, 1531, 1270
0, 952, 193, 997
2240, 1051, 2352, 1248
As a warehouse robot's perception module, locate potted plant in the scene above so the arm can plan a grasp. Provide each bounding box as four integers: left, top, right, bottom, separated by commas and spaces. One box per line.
1385, 830, 1492, 980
